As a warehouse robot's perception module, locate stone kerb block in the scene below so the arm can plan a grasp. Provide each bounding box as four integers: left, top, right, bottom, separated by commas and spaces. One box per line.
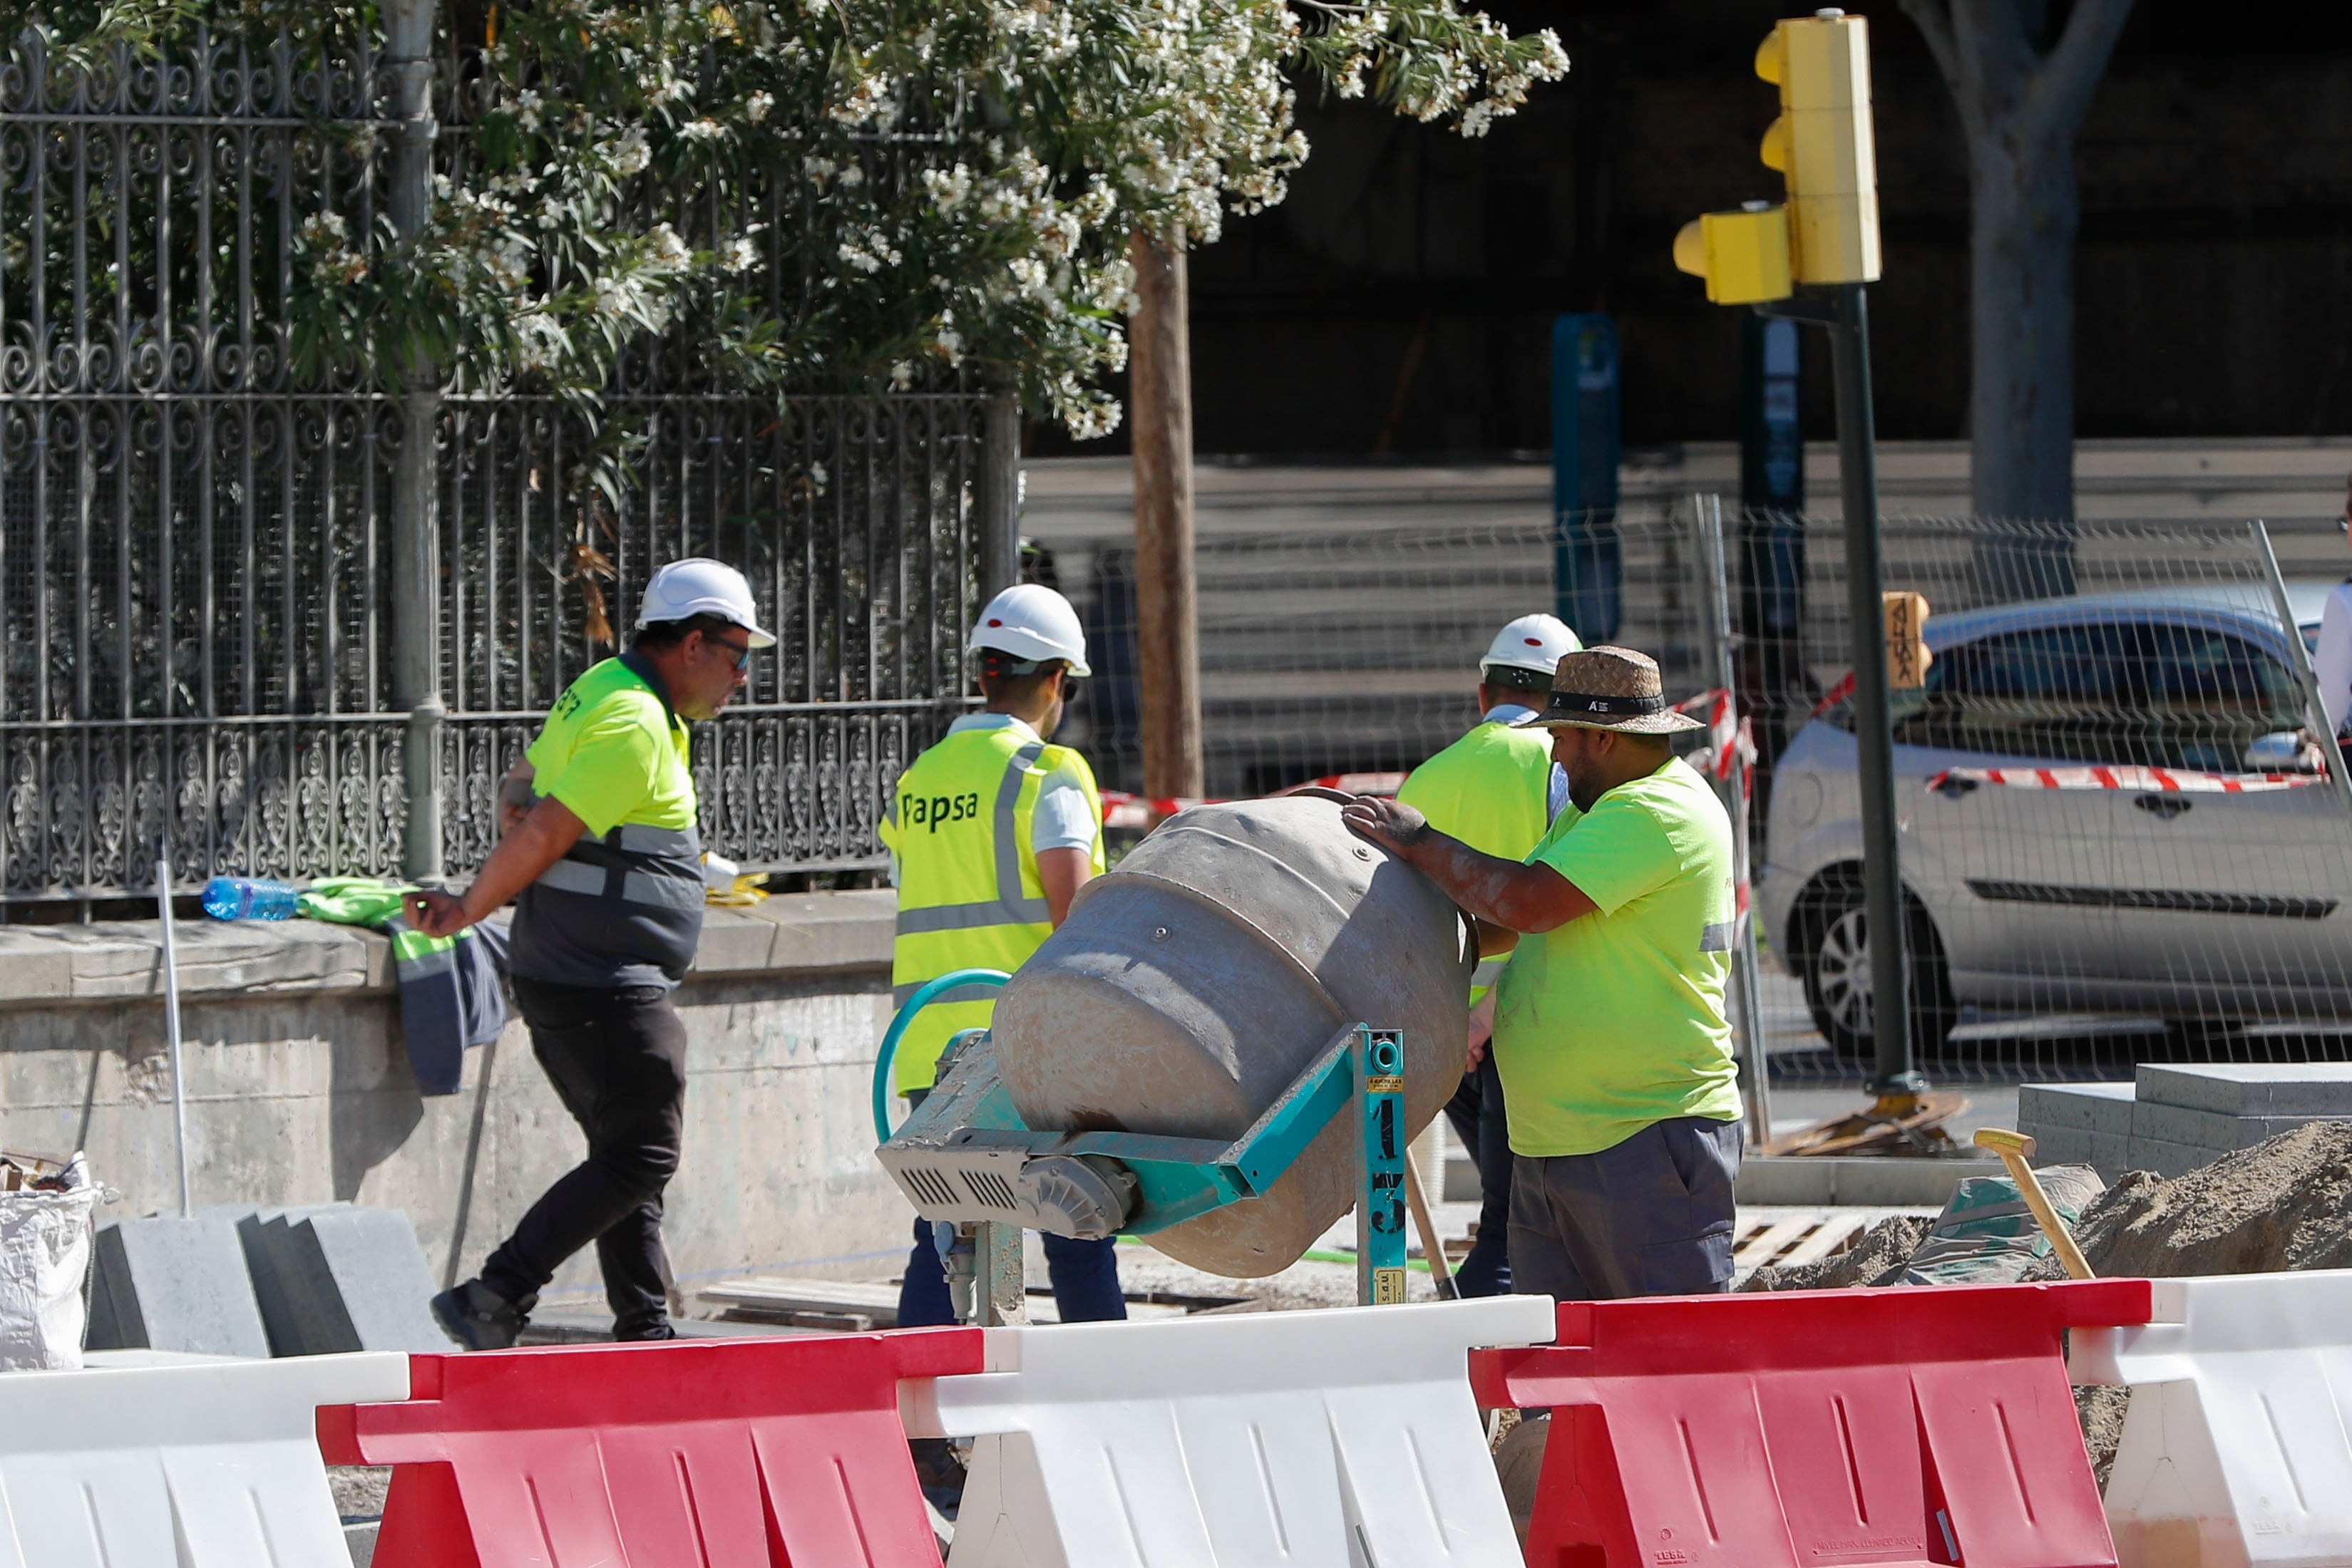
89, 1216, 271, 1358
235, 1205, 350, 1356
259, 1207, 447, 1356
2132, 1100, 2325, 1153
2018, 1082, 2136, 1135
2136, 1063, 2352, 1118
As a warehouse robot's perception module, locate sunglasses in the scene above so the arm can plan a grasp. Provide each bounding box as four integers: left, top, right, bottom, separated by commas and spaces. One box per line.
705, 632, 754, 669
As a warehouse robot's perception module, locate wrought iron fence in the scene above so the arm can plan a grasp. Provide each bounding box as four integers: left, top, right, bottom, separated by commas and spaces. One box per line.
0, 20, 997, 904
436, 391, 988, 875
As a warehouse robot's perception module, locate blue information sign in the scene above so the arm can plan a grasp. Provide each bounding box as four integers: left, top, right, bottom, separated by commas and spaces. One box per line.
1551, 314, 1621, 642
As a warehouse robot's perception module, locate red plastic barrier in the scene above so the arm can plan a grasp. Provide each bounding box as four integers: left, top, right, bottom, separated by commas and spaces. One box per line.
318, 1329, 982, 1567
1471, 1281, 2153, 1568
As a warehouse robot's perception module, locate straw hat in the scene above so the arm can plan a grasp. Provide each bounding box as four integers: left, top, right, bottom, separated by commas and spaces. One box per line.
1508, 646, 1702, 734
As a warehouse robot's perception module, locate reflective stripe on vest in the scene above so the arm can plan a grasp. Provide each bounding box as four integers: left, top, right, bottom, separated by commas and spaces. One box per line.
883, 727, 1104, 1093
534, 854, 706, 912
892, 741, 1049, 938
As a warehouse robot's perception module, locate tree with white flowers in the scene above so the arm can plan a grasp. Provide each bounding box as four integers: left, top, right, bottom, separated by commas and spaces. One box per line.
13, 0, 1565, 440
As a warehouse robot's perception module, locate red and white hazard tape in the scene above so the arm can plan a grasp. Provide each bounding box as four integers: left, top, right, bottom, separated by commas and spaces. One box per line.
1923, 765, 2326, 795
1678, 688, 1755, 787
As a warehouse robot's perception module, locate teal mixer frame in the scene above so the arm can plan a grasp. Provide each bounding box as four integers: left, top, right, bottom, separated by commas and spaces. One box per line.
873, 970, 1410, 1312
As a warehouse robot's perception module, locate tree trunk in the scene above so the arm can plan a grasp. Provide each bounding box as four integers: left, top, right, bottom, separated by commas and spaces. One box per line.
1899, 0, 2137, 602
1970, 121, 2083, 595
1128, 229, 1203, 801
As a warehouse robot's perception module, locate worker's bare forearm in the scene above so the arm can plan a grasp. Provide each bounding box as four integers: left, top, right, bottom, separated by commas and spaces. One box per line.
1392, 833, 1574, 933
1474, 919, 1519, 957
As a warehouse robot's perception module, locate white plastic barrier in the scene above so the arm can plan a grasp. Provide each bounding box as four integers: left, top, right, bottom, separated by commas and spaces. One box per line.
0, 1348, 409, 1567
905, 1295, 1555, 1568
2070, 1270, 2352, 1568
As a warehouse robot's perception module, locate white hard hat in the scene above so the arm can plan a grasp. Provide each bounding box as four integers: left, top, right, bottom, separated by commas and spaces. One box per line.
972, 583, 1090, 678
1479, 613, 1581, 679
637, 558, 776, 648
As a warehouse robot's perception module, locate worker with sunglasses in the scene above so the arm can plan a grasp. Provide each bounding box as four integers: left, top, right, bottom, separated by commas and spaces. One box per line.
410, 557, 773, 1348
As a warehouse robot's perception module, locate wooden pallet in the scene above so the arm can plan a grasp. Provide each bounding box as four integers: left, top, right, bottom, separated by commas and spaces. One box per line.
1730, 1207, 1934, 1276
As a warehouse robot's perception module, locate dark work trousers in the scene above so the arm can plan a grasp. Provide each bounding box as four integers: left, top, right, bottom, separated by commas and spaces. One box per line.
894, 1088, 1127, 1326
481, 977, 687, 1339
1442, 1056, 1514, 1296
1510, 1115, 1742, 1303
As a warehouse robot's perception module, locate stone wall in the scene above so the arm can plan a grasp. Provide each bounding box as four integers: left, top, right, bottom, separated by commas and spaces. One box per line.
0, 892, 915, 1310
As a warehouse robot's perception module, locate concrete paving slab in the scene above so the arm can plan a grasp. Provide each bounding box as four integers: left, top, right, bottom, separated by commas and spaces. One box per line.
1734, 1157, 2003, 1207
2018, 1081, 2136, 1135
2124, 1135, 2222, 1180
89, 1216, 270, 1358
236, 1205, 351, 1356
2132, 1100, 2331, 1152
274, 1207, 448, 1354
2136, 1063, 2352, 1117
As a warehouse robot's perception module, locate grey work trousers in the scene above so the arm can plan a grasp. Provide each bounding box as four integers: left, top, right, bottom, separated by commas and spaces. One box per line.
1509, 1115, 1742, 1301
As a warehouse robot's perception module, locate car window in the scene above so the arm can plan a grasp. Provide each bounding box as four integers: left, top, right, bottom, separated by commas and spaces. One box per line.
1889, 623, 2149, 763
2125, 624, 2304, 770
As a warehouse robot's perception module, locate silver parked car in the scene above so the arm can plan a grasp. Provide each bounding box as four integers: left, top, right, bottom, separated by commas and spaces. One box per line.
1757, 583, 2344, 1055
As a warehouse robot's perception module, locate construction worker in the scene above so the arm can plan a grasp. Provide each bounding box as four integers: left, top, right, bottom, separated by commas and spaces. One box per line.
880, 582, 1126, 1328
1347, 646, 1742, 1302
1394, 613, 1579, 1296
414, 558, 771, 1348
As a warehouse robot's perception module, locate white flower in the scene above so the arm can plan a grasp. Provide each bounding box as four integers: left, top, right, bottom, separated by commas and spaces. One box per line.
679, 118, 725, 143
609, 128, 651, 177
744, 91, 774, 123
922, 163, 974, 212
513, 88, 543, 133
645, 222, 691, 271
720, 236, 759, 273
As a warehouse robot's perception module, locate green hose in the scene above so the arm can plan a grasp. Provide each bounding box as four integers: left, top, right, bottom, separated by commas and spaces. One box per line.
871, 968, 1010, 1143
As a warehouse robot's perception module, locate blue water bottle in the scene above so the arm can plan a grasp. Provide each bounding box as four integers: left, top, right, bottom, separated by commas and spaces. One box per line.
200, 875, 300, 920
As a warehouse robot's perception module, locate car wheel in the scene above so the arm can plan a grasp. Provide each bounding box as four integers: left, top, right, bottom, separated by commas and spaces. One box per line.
1796, 877, 1958, 1061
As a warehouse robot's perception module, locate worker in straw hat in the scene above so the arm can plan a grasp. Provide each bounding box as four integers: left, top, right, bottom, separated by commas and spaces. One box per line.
1394, 612, 1580, 1297
1345, 646, 1743, 1301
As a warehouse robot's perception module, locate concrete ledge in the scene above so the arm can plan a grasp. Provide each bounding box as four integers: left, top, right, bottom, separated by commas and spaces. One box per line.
0, 890, 894, 1009
1735, 1155, 2002, 1208
0, 917, 389, 1004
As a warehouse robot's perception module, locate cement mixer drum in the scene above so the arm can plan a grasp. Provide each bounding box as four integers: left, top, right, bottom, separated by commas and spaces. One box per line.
989, 793, 1474, 1277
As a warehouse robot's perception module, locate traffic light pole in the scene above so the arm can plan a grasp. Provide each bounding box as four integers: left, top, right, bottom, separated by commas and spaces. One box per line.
1759, 284, 1922, 1105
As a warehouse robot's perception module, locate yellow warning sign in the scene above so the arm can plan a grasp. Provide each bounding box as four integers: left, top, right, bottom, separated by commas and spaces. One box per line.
1372, 1267, 1407, 1305
1366, 1076, 1404, 1094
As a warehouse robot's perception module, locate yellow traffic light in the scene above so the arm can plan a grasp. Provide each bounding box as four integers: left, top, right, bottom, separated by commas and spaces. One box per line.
1673, 203, 1792, 306
1756, 9, 1880, 285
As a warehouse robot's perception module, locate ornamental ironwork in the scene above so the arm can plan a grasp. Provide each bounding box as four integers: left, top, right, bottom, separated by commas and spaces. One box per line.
0, 22, 991, 904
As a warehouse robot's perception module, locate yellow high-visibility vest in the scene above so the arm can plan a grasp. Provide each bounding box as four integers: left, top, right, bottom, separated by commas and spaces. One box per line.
878, 721, 1106, 1094
1397, 718, 1561, 1001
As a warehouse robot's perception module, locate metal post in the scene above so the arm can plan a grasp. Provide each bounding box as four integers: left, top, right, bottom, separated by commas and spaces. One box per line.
972, 1220, 1027, 1326
1352, 1026, 1408, 1306
979, 389, 1021, 599
386, 0, 443, 882
2254, 521, 2352, 815
156, 857, 191, 1218
1827, 284, 1921, 1101
1695, 495, 1775, 1146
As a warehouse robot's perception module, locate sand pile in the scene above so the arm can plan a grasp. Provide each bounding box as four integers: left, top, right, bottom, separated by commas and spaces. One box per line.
2056, 1120, 2352, 1277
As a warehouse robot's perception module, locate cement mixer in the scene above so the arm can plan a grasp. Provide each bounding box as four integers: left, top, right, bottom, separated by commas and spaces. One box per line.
875, 793, 1474, 1299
